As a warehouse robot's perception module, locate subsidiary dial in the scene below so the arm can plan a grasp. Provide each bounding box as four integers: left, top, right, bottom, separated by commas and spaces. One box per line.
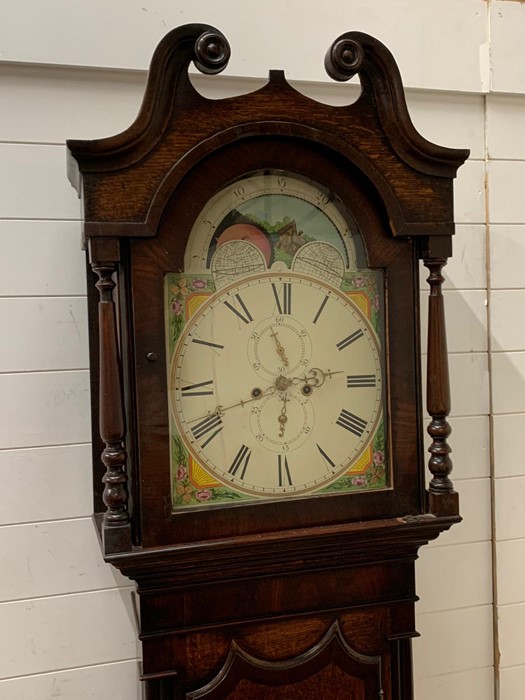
249, 389, 314, 453
247, 317, 312, 380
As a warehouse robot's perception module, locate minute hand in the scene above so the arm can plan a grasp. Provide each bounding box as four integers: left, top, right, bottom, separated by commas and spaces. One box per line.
187, 385, 275, 425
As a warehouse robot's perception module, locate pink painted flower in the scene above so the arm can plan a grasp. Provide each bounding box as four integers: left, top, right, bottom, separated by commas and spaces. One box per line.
195, 489, 212, 501
373, 294, 380, 310
373, 450, 385, 466
352, 275, 365, 288
171, 299, 183, 315
177, 466, 187, 481
351, 476, 366, 487
192, 278, 206, 290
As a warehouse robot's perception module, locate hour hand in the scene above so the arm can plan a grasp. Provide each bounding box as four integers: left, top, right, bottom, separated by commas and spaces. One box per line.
291, 368, 344, 389
270, 329, 289, 366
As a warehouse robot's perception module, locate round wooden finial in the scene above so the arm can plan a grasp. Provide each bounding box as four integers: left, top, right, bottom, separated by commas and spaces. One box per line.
194, 30, 231, 75
325, 38, 364, 82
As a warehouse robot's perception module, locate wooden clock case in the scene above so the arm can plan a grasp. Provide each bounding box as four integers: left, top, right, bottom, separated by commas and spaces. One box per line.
67, 24, 468, 699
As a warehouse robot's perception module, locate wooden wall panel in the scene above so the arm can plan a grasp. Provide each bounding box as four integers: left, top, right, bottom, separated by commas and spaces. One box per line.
0, 371, 90, 449
0, 1, 488, 91
0, 660, 141, 700
0, 518, 128, 601
0, 590, 138, 679
0, 298, 88, 372
0, 445, 92, 525
0, 145, 79, 220
0, 222, 86, 297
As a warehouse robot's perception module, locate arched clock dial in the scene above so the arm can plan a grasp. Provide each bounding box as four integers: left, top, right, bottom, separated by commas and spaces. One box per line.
182, 171, 360, 274
169, 272, 383, 497
166, 169, 388, 506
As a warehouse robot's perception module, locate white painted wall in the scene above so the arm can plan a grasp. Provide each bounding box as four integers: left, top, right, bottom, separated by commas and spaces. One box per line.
0, 1, 523, 698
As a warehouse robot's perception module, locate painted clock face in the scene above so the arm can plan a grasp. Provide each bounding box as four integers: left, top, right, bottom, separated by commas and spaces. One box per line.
166, 171, 387, 508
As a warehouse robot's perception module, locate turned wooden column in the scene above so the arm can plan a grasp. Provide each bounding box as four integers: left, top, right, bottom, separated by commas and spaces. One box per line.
89, 238, 132, 552
424, 256, 459, 517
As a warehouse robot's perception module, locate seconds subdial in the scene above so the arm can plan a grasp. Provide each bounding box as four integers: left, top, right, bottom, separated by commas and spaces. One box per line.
249, 389, 314, 453
248, 317, 312, 380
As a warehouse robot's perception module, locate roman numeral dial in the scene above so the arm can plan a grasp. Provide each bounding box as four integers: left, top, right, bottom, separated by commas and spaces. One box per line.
191, 338, 224, 350
224, 293, 253, 324
181, 380, 214, 397
272, 282, 292, 315
191, 414, 223, 447
313, 295, 329, 324
336, 409, 368, 437
337, 329, 363, 351
347, 375, 376, 388
171, 270, 384, 497
229, 445, 252, 479
317, 443, 335, 469
278, 455, 292, 486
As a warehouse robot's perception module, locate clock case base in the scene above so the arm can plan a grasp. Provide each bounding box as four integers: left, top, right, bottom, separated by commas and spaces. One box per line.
98, 514, 458, 698
68, 23, 468, 700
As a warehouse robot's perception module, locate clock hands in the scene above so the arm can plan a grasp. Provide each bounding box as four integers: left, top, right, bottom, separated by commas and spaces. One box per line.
262, 368, 344, 416
276, 367, 344, 391
185, 368, 343, 431
278, 394, 289, 437
305, 368, 342, 386
270, 329, 289, 367
275, 368, 342, 438
187, 384, 276, 424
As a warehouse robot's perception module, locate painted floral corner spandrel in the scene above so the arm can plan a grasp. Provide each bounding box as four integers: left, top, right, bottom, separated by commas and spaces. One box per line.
167, 273, 253, 507
171, 434, 248, 507
329, 268, 387, 494
168, 275, 213, 358
166, 269, 386, 509
320, 421, 386, 495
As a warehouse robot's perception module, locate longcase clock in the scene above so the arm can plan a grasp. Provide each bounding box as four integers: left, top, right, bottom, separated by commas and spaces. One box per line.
67, 24, 468, 699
